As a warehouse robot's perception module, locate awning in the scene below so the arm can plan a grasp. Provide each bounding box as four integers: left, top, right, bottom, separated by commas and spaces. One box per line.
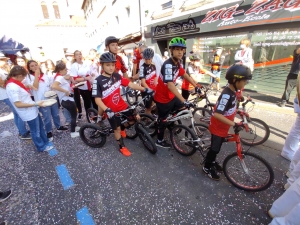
118, 32, 141, 46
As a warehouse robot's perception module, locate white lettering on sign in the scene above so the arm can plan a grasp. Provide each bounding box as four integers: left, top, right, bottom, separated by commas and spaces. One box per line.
201, 0, 300, 25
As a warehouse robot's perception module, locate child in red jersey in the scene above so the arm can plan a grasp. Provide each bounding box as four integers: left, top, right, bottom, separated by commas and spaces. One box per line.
203, 64, 252, 180
139, 48, 157, 115
92, 52, 153, 157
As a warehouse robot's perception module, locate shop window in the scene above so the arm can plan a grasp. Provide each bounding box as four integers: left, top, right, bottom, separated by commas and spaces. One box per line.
162, 1, 172, 10
195, 32, 249, 67
53, 2, 60, 19
41, 2, 49, 19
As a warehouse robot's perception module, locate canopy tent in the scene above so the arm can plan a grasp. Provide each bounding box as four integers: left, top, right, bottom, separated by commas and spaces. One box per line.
0, 35, 25, 54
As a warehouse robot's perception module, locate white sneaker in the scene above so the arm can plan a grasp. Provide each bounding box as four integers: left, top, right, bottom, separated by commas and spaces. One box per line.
43, 145, 54, 152
71, 132, 80, 138
284, 183, 290, 190
75, 126, 81, 132
286, 171, 291, 178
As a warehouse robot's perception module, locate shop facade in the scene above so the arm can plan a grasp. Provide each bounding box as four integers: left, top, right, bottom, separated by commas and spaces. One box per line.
145, 0, 300, 96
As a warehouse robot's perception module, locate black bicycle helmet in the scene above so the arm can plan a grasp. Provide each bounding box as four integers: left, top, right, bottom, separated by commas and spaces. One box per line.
169, 37, 186, 49
225, 64, 252, 84
100, 52, 116, 63
105, 36, 119, 47
143, 48, 154, 59
189, 53, 201, 61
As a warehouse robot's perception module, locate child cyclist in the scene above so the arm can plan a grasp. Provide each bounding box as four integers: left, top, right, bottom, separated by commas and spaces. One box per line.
203, 64, 252, 180
92, 52, 153, 157
139, 48, 157, 115
97, 36, 129, 125
154, 37, 202, 148
181, 53, 216, 100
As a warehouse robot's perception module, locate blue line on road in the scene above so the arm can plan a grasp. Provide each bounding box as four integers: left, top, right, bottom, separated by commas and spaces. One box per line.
76, 207, 95, 225
48, 148, 58, 156
55, 164, 74, 190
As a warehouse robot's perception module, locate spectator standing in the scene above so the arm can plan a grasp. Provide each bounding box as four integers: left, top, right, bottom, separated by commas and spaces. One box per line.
0, 53, 31, 139
278, 46, 300, 107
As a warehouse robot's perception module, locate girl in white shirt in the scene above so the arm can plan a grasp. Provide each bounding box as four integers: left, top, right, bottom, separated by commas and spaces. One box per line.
27, 60, 68, 141
0, 55, 30, 139
5, 66, 54, 152
52, 62, 80, 138
70, 50, 97, 120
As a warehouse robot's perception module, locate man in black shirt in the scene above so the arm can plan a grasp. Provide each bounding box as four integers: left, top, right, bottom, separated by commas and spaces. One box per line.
278, 46, 300, 107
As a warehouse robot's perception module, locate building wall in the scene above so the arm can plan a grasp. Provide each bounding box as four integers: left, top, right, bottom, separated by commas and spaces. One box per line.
82, 0, 141, 47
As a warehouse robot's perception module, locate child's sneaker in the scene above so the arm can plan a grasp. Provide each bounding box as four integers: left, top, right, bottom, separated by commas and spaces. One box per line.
202, 166, 220, 181
57, 126, 68, 132
212, 161, 223, 173
71, 132, 80, 138
43, 145, 54, 152
47, 132, 53, 141
120, 146, 131, 157
120, 130, 126, 138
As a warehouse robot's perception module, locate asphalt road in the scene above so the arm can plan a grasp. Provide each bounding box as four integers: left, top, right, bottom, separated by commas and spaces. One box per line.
0, 100, 293, 225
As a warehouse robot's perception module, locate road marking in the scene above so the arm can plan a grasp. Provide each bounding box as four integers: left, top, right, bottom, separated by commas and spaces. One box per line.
48, 148, 58, 156
76, 207, 95, 225
55, 164, 74, 190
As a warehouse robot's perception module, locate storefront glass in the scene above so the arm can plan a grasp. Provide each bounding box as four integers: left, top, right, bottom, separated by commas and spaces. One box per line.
192, 28, 300, 95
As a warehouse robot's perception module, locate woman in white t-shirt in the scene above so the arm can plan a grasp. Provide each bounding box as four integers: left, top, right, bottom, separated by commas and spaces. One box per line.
52, 62, 80, 138
27, 60, 68, 141
70, 50, 97, 120
5, 66, 54, 152
0, 54, 30, 139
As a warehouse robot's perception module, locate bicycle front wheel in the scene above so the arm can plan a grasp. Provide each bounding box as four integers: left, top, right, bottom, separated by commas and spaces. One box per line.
170, 124, 198, 156
139, 113, 157, 137
240, 118, 270, 146
79, 123, 107, 148
223, 152, 274, 192
86, 108, 98, 124
126, 87, 138, 106
190, 123, 211, 149
135, 122, 157, 154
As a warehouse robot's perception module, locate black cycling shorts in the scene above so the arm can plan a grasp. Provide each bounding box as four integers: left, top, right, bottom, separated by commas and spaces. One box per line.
141, 92, 153, 109
108, 108, 134, 130
156, 97, 184, 121
181, 89, 191, 100
210, 134, 225, 154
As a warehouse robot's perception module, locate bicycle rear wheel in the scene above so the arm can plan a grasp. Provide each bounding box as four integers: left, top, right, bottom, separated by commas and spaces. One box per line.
79, 123, 107, 148
135, 122, 157, 154
170, 124, 198, 156
86, 108, 98, 124
223, 152, 274, 192
192, 107, 212, 124
239, 118, 270, 146
190, 123, 211, 150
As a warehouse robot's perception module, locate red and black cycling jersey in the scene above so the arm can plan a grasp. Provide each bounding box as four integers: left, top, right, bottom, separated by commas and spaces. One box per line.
115, 55, 128, 74
181, 65, 195, 91
154, 58, 185, 104
209, 87, 236, 137
92, 72, 130, 112
139, 63, 157, 91
133, 48, 142, 68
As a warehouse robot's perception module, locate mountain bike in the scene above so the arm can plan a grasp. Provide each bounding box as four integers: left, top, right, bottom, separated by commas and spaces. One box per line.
173, 119, 274, 192
192, 96, 270, 146
79, 96, 157, 154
